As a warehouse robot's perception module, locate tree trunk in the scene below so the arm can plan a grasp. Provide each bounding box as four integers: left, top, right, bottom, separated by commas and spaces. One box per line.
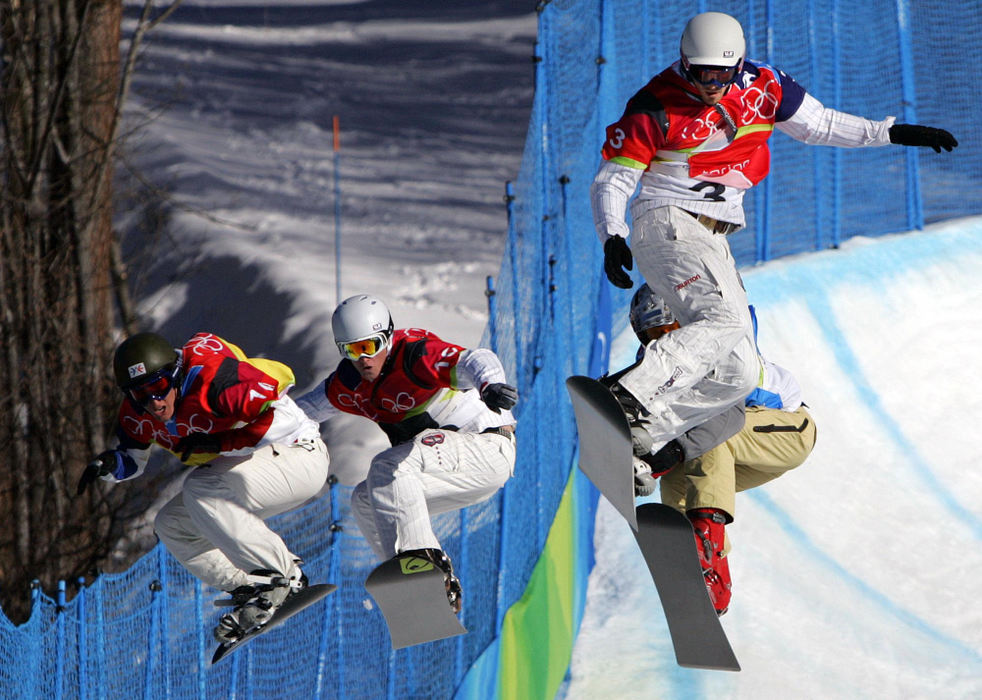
0, 0, 125, 623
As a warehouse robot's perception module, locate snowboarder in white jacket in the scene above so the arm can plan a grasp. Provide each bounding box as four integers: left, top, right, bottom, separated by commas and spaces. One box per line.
592, 11, 954, 475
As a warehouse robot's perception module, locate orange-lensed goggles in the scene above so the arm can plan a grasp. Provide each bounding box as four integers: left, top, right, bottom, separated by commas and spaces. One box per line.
639, 321, 681, 343
339, 333, 389, 361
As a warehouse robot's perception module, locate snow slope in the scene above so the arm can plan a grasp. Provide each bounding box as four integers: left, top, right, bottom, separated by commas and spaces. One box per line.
564, 219, 982, 700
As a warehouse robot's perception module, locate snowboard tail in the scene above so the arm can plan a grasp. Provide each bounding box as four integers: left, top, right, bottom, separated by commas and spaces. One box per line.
365, 554, 466, 649
634, 504, 740, 671
212, 582, 336, 664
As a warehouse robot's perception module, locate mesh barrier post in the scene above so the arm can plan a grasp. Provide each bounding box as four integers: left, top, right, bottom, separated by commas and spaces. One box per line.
56, 580, 66, 700
195, 579, 206, 700
76, 578, 87, 700
895, 0, 923, 231
505, 180, 523, 393
808, 0, 824, 251
94, 577, 106, 699
831, 0, 843, 247
145, 578, 159, 700
157, 547, 171, 700
485, 275, 498, 352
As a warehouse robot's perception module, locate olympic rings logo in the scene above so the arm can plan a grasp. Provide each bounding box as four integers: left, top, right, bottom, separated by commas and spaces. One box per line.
187, 334, 224, 356
739, 84, 779, 122
680, 115, 723, 142
122, 414, 156, 436
336, 391, 377, 419
335, 391, 363, 409
381, 392, 416, 413
122, 414, 173, 446
176, 412, 215, 435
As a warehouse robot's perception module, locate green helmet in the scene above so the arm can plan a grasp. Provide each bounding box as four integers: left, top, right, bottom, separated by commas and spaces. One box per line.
113, 332, 180, 390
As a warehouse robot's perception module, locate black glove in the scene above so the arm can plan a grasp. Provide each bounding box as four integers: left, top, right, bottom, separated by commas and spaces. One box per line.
888, 124, 958, 153
175, 432, 223, 462
481, 383, 518, 413
77, 451, 116, 495
603, 236, 633, 289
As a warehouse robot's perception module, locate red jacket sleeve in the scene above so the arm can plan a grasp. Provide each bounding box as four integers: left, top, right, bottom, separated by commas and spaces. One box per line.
210, 360, 282, 451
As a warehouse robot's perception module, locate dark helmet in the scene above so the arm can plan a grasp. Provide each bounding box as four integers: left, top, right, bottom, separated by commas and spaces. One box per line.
113, 332, 180, 391
629, 284, 681, 345
629, 284, 677, 335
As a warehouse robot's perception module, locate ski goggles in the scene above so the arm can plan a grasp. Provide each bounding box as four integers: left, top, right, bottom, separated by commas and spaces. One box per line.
338, 333, 390, 361
127, 367, 178, 406
637, 321, 681, 344
684, 61, 741, 88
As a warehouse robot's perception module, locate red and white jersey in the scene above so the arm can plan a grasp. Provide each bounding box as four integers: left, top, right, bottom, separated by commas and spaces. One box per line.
592, 60, 894, 233
115, 333, 319, 468
297, 328, 514, 443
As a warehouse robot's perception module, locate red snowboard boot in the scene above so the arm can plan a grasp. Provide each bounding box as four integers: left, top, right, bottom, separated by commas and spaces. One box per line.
688, 508, 732, 615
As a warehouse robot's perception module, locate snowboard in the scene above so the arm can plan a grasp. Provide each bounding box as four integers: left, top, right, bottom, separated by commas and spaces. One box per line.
365, 553, 467, 649
211, 583, 337, 664
566, 374, 638, 531
566, 375, 740, 671
633, 503, 740, 671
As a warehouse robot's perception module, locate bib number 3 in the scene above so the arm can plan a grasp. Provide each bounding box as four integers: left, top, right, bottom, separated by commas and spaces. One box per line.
689, 181, 726, 202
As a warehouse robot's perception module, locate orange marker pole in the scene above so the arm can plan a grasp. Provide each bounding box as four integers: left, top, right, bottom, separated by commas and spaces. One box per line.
333, 115, 342, 305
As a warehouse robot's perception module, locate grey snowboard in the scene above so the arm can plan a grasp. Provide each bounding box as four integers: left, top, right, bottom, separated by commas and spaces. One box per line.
567, 374, 740, 672
211, 582, 337, 664
566, 374, 638, 530
634, 503, 740, 671
365, 554, 467, 649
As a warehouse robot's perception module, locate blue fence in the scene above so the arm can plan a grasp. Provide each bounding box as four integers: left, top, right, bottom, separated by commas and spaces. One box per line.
2, 1, 980, 698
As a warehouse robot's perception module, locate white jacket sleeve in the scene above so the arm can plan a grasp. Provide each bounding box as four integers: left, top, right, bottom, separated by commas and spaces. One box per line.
294, 379, 341, 423
590, 159, 644, 243
777, 92, 894, 147
252, 395, 322, 446
455, 348, 509, 391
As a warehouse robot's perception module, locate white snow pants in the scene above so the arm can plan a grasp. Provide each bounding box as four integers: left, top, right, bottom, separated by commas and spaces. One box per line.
154, 438, 329, 591
351, 428, 516, 560
619, 205, 759, 448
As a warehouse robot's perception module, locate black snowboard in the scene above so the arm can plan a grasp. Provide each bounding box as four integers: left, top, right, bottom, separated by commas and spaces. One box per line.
211, 583, 337, 664
567, 375, 740, 671
365, 554, 467, 649
634, 503, 740, 671
566, 374, 638, 530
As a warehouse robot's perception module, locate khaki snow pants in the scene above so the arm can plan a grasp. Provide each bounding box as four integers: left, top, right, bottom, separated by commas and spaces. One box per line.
660, 405, 816, 548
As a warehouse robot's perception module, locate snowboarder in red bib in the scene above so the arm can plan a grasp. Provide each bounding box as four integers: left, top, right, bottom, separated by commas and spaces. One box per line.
297, 294, 518, 613
592, 11, 955, 473
77, 332, 330, 642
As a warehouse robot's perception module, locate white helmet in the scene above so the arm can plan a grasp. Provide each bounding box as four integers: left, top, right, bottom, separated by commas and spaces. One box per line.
679, 12, 745, 85
332, 294, 394, 346
629, 284, 677, 338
